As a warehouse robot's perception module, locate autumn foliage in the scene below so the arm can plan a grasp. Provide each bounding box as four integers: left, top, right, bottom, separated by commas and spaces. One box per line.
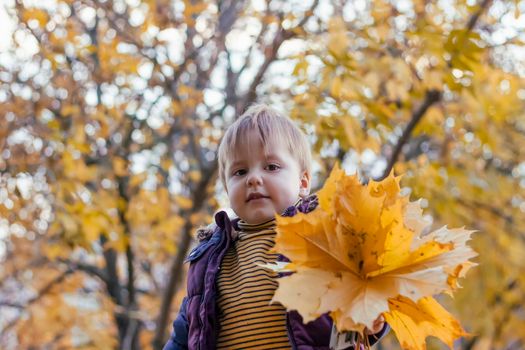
1, 0, 525, 349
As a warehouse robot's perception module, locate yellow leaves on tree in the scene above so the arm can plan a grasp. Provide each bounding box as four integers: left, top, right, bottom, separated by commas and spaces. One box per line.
62, 151, 97, 182
21, 8, 48, 27
113, 157, 129, 177
16, 272, 118, 349
127, 188, 183, 259
270, 164, 477, 350
327, 18, 350, 60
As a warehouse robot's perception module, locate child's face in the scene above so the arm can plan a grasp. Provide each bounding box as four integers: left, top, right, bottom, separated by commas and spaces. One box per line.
225, 130, 310, 225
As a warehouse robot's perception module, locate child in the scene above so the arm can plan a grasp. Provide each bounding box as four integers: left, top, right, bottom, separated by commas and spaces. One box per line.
164, 104, 388, 349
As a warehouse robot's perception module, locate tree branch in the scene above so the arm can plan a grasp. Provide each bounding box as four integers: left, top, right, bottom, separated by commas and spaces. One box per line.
378, 89, 441, 180
237, 0, 320, 114
100, 235, 124, 306
0, 257, 47, 290
152, 161, 218, 349
0, 269, 73, 337
57, 258, 109, 284
195, 0, 246, 90
225, 4, 271, 92
466, 0, 493, 32
377, 0, 493, 180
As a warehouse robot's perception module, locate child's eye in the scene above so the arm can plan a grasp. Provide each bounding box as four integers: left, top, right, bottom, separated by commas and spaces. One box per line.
233, 169, 246, 176
266, 164, 280, 171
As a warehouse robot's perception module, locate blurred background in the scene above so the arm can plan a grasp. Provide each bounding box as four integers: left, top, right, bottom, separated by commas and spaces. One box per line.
1, 0, 524, 349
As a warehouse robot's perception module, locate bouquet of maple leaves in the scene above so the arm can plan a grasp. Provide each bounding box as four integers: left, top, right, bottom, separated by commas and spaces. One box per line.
267, 165, 477, 350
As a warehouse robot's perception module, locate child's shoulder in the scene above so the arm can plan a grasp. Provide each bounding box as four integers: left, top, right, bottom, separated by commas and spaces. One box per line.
194, 210, 239, 241
195, 222, 219, 242
186, 223, 221, 263
185, 212, 238, 262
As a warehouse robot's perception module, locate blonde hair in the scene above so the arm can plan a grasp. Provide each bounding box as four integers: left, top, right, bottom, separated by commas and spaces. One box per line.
217, 104, 312, 188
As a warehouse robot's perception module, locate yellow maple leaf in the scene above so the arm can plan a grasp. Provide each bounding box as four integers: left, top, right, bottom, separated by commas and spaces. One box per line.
269, 164, 477, 350
384, 296, 467, 349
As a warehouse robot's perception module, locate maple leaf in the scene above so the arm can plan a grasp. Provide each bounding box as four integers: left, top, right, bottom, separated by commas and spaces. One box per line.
269, 164, 477, 350
384, 296, 466, 350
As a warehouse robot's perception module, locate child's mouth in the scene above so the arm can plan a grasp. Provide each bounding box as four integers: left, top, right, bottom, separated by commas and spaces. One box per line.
246, 193, 270, 202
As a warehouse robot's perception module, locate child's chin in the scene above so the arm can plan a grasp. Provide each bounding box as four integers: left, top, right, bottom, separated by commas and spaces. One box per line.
244, 213, 274, 225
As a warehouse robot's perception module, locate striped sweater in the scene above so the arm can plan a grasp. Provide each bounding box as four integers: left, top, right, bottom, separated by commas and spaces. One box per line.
216, 218, 291, 349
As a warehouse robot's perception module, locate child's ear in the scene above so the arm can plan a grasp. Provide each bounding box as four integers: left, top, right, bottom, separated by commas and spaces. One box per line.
299, 171, 311, 198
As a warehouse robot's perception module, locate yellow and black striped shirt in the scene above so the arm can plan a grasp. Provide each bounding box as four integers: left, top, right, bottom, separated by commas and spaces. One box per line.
216, 219, 291, 349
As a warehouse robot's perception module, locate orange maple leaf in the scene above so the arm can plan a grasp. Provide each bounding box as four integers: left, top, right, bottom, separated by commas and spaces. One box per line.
268, 164, 477, 350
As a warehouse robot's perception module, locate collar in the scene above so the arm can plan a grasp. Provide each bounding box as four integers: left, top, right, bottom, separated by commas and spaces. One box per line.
237, 218, 276, 232
214, 210, 240, 240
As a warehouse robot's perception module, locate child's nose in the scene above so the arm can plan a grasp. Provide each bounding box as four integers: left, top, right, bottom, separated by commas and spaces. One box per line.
246, 171, 263, 186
